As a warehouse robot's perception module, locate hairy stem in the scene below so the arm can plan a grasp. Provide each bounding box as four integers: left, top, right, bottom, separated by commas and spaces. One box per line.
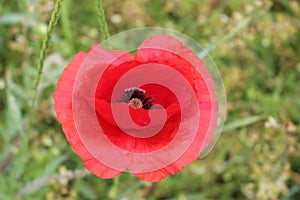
32, 0, 64, 107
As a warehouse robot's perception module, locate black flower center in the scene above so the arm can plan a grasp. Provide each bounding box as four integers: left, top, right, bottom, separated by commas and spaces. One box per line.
120, 87, 153, 110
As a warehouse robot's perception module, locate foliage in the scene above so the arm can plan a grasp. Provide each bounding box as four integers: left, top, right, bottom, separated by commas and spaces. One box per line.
0, 0, 300, 199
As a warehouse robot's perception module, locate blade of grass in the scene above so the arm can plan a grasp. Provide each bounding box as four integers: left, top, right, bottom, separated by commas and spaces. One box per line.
5, 79, 23, 136
16, 168, 90, 197
0, 13, 36, 26
117, 181, 146, 199
223, 115, 266, 132
198, 16, 252, 58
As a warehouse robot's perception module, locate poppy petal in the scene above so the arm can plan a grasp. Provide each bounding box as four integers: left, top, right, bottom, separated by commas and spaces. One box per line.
53, 46, 122, 178
130, 35, 218, 181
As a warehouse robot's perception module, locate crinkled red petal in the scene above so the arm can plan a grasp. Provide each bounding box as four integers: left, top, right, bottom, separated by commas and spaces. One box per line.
95, 78, 181, 152
53, 45, 122, 178
132, 35, 218, 181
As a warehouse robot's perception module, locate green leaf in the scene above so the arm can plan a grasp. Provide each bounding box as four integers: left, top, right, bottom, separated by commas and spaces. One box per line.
5, 81, 24, 137
0, 13, 37, 26
42, 154, 69, 176
74, 179, 97, 199
198, 16, 252, 58
282, 185, 300, 200
223, 115, 266, 132
117, 180, 145, 199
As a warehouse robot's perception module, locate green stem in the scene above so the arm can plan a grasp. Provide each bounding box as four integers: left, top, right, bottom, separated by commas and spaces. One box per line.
109, 176, 120, 199
96, 0, 110, 40
32, 0, 64, 107
61, 0, 73, 50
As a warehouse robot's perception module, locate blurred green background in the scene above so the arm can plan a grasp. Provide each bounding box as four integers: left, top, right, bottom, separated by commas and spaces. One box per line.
0, 0, 300, 199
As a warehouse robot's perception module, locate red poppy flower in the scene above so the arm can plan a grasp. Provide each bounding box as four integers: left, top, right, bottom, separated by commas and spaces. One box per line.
53, 35, 218, 182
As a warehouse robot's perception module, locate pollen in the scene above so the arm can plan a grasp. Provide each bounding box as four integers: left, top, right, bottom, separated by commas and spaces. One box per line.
120, 87, 153, 110
128, 98, 143, 109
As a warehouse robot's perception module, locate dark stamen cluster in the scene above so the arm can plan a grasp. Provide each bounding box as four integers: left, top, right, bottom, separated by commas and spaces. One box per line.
121, 87, 153, 110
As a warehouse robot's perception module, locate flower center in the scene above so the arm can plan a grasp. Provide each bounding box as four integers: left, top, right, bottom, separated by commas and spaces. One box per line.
120, 87, 153, 110
128, 98, 143, 109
